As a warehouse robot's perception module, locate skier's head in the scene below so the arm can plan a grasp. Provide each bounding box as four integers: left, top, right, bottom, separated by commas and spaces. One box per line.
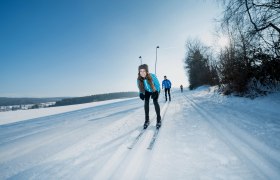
137, 64, 155, 93
164, 75, 167, 79
138, 64, 149, 78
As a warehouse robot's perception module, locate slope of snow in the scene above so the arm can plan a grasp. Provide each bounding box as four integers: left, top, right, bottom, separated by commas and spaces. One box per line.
0, 88, 279, 179
0, 98, 136, 125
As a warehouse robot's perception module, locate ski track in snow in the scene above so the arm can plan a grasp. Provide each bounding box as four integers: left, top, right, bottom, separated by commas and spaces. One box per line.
93, 101, 170, 179
0, 88, 280, 179
0, 99, 147, 179
182, 93, 280, 179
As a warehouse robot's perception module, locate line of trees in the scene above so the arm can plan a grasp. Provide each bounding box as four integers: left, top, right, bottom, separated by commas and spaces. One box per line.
53, 92, 138, 107
184, 39, 219, 90
184, 0, 280, 97
0, 97, 63, 106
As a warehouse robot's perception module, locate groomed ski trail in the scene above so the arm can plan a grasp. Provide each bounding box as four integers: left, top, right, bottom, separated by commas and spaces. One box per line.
1, 89, 280, 179
0, 99, 147, 179
182, 91, 280, 179
94, 101, 170, 179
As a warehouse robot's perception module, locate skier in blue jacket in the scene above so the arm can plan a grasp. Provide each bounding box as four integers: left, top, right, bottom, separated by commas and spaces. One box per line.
162, 75, 172, 101
137, 64, 161, 129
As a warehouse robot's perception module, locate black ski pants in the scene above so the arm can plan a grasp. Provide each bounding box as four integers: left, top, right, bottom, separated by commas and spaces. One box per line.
144, 91, 161, 122
164, 88, 171, 101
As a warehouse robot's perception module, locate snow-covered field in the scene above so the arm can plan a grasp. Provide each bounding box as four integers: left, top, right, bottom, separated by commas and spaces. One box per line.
0, 98, 136, 126
1, 87, 280, 179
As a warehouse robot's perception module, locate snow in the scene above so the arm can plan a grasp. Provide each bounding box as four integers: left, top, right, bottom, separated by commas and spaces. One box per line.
0, 98, 136, 126
0, 88, 280, 179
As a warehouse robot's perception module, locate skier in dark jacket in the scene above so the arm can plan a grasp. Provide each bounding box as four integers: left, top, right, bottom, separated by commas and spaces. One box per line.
162, 76, 172, 101
137, 64, 161, 129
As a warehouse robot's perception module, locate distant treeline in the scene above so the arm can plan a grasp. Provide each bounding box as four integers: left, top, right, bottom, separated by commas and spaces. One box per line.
53, 92, 138, 107
0, 97, 64, 106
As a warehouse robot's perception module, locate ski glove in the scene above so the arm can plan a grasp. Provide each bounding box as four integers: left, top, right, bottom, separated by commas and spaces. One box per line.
151, 91, 159, 100
139, 93, 145, 100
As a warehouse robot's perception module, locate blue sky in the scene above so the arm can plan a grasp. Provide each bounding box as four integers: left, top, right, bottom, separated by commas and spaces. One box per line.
0, 0, 222, 97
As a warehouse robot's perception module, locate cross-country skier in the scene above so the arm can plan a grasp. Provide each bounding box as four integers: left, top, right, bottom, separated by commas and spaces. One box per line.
162, 75, 172, 101
180, 85, 183, 92
137, 64, 161, 129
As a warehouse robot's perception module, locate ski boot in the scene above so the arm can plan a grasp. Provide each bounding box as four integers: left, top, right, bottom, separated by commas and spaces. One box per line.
156, 116, 161, 129
156, 121, 161, 129
143, 120, 150, 129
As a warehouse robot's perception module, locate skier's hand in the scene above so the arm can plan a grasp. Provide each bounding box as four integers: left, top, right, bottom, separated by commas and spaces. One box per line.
139, 93, 145, 101
151, 91, 159, 100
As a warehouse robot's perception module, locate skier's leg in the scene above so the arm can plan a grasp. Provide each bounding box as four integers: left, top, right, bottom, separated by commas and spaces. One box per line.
144, 91, 151, 128
164, 88, 167, 101
144, 92, 151, 121
153, 98, 161, 122
153, 98, 161, 128
168, 88, 171, 101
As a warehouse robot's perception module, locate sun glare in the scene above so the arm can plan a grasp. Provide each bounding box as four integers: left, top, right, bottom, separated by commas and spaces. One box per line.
217, 36, 229, 48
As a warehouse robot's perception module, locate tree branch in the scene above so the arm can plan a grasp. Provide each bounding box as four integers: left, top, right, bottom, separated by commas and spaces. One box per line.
245, 0, 280, 34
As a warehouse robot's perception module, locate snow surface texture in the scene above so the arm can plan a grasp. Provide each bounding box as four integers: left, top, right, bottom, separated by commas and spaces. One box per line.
0, 87, 280, 179
0, 98, 134, 126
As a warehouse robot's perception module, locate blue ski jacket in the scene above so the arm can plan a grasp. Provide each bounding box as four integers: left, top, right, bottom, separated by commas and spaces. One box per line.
137, 73, 161, 93
162, 79, 172, 89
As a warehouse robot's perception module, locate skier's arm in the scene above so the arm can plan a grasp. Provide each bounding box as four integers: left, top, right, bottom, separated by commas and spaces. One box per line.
137, 79, 141, 94
152, 74, 161, 92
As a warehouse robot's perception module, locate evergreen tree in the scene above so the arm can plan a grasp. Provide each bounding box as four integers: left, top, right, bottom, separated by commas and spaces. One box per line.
184, 39, 219, 89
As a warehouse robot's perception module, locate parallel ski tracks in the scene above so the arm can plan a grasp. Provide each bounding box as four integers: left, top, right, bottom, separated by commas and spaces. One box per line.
182, 93, 280, 179
128, 101, 170, 150
94, 101, 170, 179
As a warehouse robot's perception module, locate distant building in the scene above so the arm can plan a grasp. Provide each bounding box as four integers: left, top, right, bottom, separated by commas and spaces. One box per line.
0, 102, 56, 112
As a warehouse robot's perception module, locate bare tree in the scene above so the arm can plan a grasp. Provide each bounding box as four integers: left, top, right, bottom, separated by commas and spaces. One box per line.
220, 0, 280, 56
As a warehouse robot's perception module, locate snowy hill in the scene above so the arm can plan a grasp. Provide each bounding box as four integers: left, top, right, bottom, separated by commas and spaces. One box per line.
0, 87, 280, 179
